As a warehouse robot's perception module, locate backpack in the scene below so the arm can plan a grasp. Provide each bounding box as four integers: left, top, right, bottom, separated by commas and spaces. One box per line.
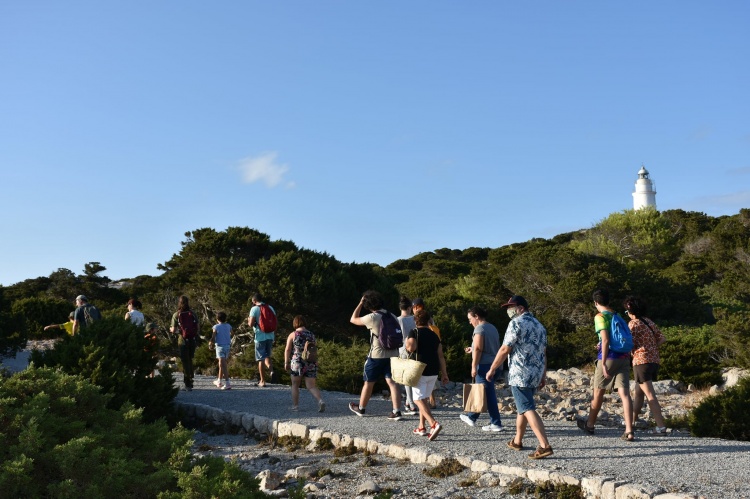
177, 310, 199, 339
607, 311, 634, 353
301, 339, 318, 363
376, 311, 403, 350
82, 304, 101, 326
258, 303, 277, 333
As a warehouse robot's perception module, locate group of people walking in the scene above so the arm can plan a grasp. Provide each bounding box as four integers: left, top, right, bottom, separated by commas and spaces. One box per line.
52, 287, 667, 459
347, 288, 667, 460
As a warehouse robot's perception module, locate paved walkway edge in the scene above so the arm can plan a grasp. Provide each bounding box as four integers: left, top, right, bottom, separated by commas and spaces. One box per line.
175, 401, 695, 499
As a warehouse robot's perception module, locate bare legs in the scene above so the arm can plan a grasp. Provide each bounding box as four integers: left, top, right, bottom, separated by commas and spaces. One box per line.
586, 386, 634, 435
291, 376, 323, 408
217, 357, 229, 384
414, 399, 437, 429
258, 357, 273, 386
633, 381, 666, 427
357, 378, 401, 412
513, 410, 550, 448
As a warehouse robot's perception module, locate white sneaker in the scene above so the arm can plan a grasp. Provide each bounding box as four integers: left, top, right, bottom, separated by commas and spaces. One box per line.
318, 400, 326, 413
459, 414, 476, 427
221, 384, 231, 390
213, 379, 221, 387
482, 424, 503, 432
402, 406, 417, 416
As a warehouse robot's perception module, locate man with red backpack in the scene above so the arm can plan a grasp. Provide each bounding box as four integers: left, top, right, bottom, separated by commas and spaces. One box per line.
170, 295, 199, 391
248, 293, 277, 387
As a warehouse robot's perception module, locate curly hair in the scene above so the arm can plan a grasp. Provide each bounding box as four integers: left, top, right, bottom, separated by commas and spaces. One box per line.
361, 290, 384, 311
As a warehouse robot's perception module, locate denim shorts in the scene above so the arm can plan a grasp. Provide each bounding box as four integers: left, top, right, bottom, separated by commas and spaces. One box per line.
511, 385, 537, 414
363, 357, 392, 382
255, 339, 273, 361
215, 345, 230, 359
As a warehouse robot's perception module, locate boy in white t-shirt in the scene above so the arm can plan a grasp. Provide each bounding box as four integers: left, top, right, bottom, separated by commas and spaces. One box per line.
209, 311, 233, 390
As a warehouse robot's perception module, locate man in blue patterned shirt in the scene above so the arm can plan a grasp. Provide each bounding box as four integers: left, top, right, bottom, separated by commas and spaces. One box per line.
487, 295, 553, 459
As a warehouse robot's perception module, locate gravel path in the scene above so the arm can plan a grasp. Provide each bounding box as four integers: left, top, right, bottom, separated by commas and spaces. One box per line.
179, 376, 750, 498
5, 346, 749, 497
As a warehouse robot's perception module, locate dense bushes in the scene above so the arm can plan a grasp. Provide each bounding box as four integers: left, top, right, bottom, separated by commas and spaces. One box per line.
689, 376, 750, 441
29, 317, 178, 423
0, 368, 265, 498
659, 325, 723, 387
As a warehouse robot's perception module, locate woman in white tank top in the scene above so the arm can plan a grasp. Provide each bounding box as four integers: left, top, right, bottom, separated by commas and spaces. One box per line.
125, 298, 145, 326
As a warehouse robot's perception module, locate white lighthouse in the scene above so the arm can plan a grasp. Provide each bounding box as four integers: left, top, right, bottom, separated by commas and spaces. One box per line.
633, 165, 657, 210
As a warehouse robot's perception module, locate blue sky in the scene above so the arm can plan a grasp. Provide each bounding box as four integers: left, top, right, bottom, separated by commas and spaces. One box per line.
1, 1, 748, 286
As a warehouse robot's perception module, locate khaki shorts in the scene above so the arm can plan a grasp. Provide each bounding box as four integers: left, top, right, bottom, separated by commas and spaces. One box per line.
593, 357, 631, 391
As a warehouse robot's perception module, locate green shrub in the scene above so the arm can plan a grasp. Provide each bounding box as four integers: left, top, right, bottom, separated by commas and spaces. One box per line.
0, 368, 266, 499
659, 325, 723, 387
315, 339, 372, 394
10, 296, 71, 340
29, 317, 178, 423
689, 376, 750, 441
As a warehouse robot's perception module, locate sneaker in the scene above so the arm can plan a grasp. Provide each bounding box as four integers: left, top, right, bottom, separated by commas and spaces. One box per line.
349, 402, 365, 417
528, 445, 553, 459
577, 418, 595, 435
213, 379, 222, 387
221, 384, 231, 390
459, 414, 476, 427
482, 424, 503, 432
388, 411, 403, 421
650, 426, 667, 435
402, 406, 417, 416
428, 421, 442, 441
412, 427, 428, 436
318, 400, 326, 413
291, 406, 299, 412
184, 386, 193, 392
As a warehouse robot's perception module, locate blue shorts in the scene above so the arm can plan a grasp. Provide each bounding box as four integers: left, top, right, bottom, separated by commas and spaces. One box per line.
215, 345, 230, 359
255, 339, 273, 361
511, 385, 537, 414
363, 357, 392, 382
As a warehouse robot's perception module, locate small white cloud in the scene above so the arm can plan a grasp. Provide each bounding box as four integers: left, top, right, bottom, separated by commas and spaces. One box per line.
237, 152, 294, 188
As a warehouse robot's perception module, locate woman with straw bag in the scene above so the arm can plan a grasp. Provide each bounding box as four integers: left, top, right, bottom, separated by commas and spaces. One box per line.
405, 309, 449, 441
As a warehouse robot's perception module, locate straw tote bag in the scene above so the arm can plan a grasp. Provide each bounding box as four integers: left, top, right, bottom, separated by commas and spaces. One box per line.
462, 378, 487, 413
390, 329, 427, 387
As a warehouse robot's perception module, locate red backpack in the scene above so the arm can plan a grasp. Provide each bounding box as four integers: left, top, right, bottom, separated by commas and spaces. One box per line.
177, 310, 199, 339
258, 303, 277, 333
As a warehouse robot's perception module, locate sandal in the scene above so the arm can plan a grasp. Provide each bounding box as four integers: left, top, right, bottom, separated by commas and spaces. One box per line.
507, 439, 523, 451
621, 431, 635, 442
577, 418, 595, 435
528, 445, 553, 459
